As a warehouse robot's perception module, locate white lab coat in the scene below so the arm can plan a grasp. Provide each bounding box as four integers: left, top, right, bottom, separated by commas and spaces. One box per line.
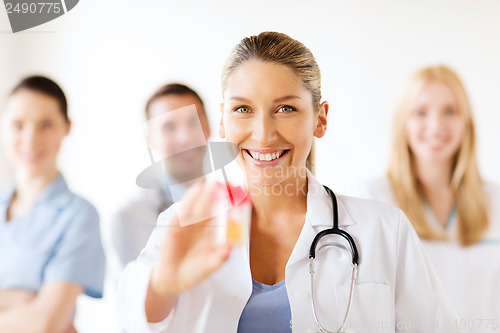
118, 170, 463, 333
109, 188, 174, 283
109, 173, 188, 287
355, 177, 500, 333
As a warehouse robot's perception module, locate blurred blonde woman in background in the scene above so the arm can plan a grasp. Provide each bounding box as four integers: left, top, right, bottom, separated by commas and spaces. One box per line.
359, 65, 500, 333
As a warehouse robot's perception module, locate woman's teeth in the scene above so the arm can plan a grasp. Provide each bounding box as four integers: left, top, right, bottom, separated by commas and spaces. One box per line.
247, 150, 284, 161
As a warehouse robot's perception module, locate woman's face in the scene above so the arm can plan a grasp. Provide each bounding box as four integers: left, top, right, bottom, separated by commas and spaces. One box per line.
220, 60, 327, 188
2, 89, 70, 177
406, 81, 465, 165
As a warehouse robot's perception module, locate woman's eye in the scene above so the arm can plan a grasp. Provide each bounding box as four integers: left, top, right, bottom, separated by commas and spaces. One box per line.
277, 105, 296, 113
12, 121, 22, 130
444, 108, 456, 116
415, 109, 426, 117
41, 121, 52, 129
235, 106, 251, 113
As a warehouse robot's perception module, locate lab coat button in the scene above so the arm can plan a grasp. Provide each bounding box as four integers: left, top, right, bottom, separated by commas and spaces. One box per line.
295, 290, 309, 301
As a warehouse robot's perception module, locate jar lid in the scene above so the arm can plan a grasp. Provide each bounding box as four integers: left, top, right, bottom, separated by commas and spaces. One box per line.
213, 182, 252, 207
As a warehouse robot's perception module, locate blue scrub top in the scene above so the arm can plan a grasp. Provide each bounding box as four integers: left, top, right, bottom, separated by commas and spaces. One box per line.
237, 279, 292, 333
0, 174, 105, 298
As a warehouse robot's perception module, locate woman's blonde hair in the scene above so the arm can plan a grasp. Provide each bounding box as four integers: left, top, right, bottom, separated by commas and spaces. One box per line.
221, 31, 321, 174
388, 65, 488, 246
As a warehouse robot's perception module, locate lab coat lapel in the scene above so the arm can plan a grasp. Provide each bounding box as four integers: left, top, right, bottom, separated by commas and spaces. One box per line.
287, 170, 356, 267
201, 242, 252, 332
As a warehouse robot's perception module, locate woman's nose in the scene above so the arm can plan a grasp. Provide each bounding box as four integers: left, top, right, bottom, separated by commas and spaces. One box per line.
427, 111, 445, 134
21, 125, 39, 150
251, 112, 278, 145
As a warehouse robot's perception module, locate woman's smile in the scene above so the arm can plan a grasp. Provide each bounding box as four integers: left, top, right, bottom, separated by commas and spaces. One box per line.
243, 148, 290, 167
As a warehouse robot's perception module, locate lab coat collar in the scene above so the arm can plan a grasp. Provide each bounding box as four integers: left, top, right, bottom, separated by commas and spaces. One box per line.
305, 169, 356, 228
286, 170, 356, 268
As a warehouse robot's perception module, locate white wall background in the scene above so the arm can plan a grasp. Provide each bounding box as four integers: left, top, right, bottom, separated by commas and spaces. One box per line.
1, 0, 500, 331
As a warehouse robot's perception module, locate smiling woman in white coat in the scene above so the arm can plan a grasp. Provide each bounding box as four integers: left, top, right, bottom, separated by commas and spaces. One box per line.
356, 66, 500, 333
117, 32, 463, 333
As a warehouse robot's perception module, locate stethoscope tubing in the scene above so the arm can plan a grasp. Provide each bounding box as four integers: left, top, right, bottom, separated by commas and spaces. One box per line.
308, 185, 360, 333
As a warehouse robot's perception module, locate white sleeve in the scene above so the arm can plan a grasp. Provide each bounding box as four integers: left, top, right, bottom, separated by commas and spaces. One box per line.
110, 191, 165, 271
395, 210, 464, 333
117, 206, 179, 333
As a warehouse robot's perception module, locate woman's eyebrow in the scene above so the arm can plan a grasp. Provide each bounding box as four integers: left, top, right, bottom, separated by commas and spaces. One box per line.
228, 95, 302, 103
229, 96, 251, 102
273, 95, 301, 103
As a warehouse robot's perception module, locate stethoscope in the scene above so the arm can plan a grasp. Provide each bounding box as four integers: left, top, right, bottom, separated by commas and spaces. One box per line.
309, 185, 360, 333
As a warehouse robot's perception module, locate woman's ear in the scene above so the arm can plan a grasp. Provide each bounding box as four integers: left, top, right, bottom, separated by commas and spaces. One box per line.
65, 120, 72, 136
313, 101, 329, 138
219, 103, 225, 139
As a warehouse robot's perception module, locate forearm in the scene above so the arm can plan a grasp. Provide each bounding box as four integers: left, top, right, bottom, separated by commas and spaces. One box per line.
0, 290, 36, 311
0, 302, 70, 333
145, 267, 179, 323
0, 282, 81, 333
